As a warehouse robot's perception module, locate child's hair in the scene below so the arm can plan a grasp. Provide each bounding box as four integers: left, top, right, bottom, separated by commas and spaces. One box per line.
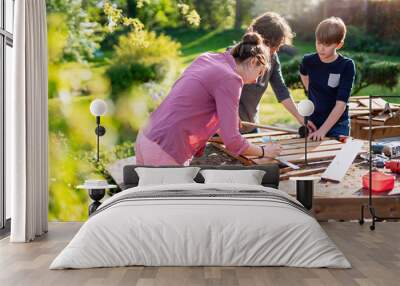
316, 17, 347, 45
231, 32, 270, 70
248, 12, 295, 48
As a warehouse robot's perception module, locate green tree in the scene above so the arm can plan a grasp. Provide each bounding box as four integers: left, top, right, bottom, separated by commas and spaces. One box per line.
234, 0, 253, 29
189, 0, 235, 29
47, 0, 105, 62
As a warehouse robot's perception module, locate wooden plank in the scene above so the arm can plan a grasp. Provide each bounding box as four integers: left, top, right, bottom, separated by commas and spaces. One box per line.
350, 109, 400, 118
349, 97, 400, 119
357, 115, 400, 123
349, 95, 370, 101
321, 140, 364, 182
276, 137, 332, 145
244, 134, 299, 144
378, 115, 400, 125
279, 143, 344, 156
352, 117, 385, 125
253, 139, 344, 150
361, 125, 400, 130
208, 131, 289, 144
241, 121, 298, 134
362, 126, 400, 140
350, 111, 377, 117
351, 118, 400, 139
281, 140, 343, 150
247, 142, 344, 157
313, 197, 400, 221
348, 102, 360, 109
275, 144, 366, 164
239, 131, 290, 138
280, 167, 327, 180
209, 143, 256, 166
271, 150, 340, 164
372, 97, 391, 107
350, 106, 400, 111
280, 160, 332, 174
358, 98, 386, 108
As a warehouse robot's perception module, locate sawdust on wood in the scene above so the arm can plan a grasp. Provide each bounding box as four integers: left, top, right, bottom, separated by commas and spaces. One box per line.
280, 160, 400, 198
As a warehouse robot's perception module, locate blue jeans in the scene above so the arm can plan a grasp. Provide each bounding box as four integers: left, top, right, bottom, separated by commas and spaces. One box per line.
326, 119, 350, 139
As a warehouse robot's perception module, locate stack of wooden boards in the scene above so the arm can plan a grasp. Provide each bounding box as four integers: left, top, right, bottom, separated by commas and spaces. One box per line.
349, 96, 400, 140
209, 131, 367, 180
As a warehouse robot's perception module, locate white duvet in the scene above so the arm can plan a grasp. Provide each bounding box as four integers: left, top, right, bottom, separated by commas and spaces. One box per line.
50, 183, 351, 269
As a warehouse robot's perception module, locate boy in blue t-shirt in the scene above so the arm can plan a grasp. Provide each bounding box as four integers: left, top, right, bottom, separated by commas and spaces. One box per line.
300, 17, 356, 141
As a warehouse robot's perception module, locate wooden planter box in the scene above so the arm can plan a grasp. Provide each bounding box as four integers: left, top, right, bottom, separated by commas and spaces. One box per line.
351, 116, 400, 140
349, 96, 400, 140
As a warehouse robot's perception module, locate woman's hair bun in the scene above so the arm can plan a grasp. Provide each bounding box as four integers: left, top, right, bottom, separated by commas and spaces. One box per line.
241, 32, 263, 46
231, 31, 269, 69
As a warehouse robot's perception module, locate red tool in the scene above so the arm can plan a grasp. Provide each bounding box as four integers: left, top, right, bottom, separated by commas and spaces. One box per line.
385, 160, 400, 173
338, 135, 350, 143
362, 171, 395, 192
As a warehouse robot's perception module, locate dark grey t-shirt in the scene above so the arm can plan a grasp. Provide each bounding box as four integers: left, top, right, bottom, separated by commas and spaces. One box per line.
239, 53, 291, 133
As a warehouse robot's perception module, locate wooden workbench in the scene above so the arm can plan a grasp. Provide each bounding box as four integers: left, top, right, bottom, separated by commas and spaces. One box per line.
280, 162, 400, 221
192, 144, 400, 221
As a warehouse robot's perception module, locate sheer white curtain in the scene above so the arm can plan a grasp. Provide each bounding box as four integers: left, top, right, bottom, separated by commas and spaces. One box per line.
8, 0, 48, 242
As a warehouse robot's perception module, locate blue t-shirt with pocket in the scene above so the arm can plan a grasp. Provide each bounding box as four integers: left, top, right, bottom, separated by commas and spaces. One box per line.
299, 53, 356, 128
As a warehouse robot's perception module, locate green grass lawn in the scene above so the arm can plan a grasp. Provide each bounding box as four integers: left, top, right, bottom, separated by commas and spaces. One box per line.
163, 28, 400, 124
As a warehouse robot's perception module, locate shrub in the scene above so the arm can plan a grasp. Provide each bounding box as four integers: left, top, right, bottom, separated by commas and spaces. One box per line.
106, 30, 181, 98
345, 26, 400, 57
352, 58, 400, 94
281, 56, 303, 89
106, 62, 159, 96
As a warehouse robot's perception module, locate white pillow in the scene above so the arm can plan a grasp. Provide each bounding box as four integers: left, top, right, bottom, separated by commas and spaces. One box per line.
135, 167, 201, 186
200, 169, 266, 185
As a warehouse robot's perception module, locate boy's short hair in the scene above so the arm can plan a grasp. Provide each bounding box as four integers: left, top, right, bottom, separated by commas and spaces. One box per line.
248, 12, 295, 48
316, 17, 347, 45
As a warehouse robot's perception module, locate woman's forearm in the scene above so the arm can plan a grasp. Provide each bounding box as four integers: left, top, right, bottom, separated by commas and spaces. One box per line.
242, 143, 263, 157
241, 141, 282, 159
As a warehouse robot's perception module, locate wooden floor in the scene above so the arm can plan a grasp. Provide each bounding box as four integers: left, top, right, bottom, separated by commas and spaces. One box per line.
0, 222, 399, 286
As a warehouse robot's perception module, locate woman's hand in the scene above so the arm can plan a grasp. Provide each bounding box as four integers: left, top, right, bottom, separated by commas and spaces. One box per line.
242, 142, 282, 159
262, 142, 282, 158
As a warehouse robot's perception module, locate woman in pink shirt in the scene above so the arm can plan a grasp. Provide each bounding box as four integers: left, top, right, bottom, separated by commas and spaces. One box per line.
135, 32, 282, 166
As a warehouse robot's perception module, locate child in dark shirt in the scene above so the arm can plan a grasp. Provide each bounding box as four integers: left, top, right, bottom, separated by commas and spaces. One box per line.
300, 17, 356, 141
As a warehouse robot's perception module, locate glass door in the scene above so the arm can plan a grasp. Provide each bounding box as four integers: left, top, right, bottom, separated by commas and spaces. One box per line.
0, 0, 14, 231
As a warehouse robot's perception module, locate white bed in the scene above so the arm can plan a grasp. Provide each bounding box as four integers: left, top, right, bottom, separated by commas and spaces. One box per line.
50, 183, 351, 269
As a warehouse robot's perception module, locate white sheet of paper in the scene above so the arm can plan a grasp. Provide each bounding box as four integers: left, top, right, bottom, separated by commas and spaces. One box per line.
321, 139, 364, 182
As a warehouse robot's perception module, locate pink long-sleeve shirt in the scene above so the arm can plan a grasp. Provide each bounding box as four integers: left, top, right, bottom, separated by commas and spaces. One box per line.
142, 51, 250, 164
